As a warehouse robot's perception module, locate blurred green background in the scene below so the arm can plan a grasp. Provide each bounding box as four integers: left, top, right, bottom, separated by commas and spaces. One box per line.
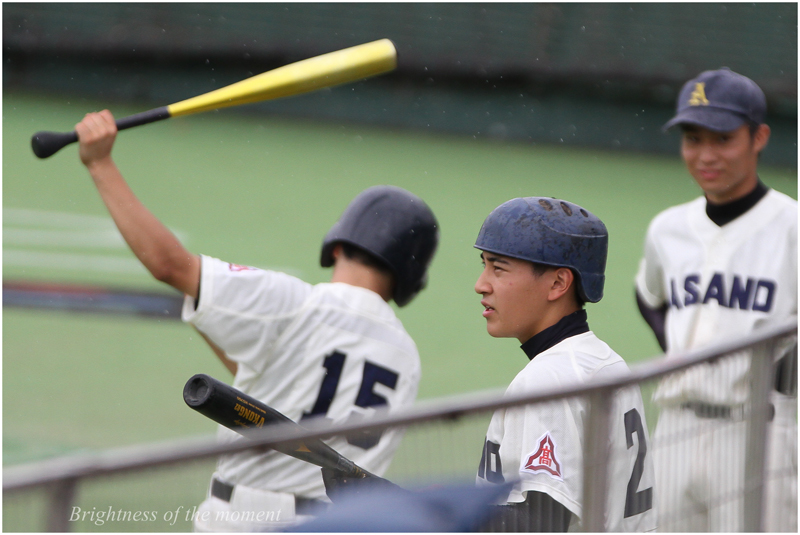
3, 3, 796, 531
5, 87, 796, 450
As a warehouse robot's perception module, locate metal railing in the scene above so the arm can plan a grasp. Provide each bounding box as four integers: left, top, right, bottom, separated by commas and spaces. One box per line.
4, 317, 796, 532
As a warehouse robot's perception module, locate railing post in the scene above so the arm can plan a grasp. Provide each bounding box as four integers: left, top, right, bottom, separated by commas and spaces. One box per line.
743, 340, 776, 532
583, 388, 612, 532
46, 477, 78, 532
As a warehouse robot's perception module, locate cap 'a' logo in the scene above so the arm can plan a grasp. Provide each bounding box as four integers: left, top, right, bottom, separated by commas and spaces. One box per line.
688, 82, 709, 106
522, 432, 563, 480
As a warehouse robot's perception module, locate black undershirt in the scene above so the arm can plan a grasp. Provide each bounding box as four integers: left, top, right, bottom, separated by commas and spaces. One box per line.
521, 310, 590, 361
705, 179, 768, 226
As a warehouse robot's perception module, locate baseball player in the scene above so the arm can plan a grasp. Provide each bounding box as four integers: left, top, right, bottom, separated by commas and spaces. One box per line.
473, 197, 657, 532
635, 68, 797, 531
75, 111, 439, 531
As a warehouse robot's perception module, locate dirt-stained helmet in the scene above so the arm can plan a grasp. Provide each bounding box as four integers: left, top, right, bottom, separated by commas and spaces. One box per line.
474, 197, 607, 303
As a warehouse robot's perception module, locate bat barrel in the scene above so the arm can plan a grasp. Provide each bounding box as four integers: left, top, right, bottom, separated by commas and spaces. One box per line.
167, 38, 397, 117
184, 373, 281, 431
183, 374, 214, 407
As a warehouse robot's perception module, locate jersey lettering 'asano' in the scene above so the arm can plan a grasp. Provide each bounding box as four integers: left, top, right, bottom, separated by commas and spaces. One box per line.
668, 273, 775, 311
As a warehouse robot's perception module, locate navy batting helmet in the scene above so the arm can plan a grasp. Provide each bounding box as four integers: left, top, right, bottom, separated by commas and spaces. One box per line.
474, 197, 608, 303
321, 185, 439, 307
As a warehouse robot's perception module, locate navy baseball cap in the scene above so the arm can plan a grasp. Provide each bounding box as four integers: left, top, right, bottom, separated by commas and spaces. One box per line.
663, 68, 766, 132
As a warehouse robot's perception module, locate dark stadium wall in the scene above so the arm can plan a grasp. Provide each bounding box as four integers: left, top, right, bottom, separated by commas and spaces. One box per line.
4, 3, 796, 167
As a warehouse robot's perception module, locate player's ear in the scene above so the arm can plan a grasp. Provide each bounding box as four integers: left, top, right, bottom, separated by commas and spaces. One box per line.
753, 124, 770, 153
330, 243, 344, 262
548, 267, 574, 302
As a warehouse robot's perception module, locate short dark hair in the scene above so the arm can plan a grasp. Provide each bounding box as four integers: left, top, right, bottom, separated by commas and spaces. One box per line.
679, 122, 761, 137
530, 262, 586, 308
339, 242, 394, 277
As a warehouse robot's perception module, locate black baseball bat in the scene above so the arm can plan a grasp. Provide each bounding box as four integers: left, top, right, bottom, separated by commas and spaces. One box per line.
183, 373, 382, 480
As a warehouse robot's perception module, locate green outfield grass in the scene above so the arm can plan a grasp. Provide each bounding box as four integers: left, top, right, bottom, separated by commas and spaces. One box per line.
3, 90, 796, 531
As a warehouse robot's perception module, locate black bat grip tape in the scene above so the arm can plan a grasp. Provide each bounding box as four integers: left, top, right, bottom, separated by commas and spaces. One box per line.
31, 106, 171, 159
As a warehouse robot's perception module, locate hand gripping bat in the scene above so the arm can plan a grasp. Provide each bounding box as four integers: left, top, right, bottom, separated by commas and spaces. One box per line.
31, 39, 396, 158
183, 373, 390, 485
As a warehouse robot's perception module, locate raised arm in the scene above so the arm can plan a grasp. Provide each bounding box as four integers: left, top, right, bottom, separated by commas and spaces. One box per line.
76, 110, 200, 298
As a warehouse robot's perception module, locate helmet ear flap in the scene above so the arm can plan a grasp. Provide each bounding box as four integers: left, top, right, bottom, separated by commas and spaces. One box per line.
320, 242, 336, 268
394, 271, 428, 308
321, 186, 439, 307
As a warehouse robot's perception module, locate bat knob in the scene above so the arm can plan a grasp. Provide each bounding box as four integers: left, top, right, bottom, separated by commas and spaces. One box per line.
31, 130, 79, 159
184, 374, 214, 406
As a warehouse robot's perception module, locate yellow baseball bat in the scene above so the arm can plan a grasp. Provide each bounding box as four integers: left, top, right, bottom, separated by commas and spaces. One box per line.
31, 39, 397, 159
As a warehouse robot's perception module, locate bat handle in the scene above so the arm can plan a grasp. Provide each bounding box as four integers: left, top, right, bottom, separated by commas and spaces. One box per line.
31, 106, 172, 159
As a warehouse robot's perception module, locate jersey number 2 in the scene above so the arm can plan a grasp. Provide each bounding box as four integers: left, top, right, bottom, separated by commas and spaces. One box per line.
301, 350, 399, 450
623, 408, 653, 518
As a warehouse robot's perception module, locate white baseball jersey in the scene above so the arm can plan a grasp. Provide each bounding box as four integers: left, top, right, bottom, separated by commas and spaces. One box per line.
476, 331, 657, 532
636, 189, 797, 405
182, 255, 421, 499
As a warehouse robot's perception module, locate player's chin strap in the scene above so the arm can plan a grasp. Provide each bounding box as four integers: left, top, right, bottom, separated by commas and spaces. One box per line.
481, 491, 572, 532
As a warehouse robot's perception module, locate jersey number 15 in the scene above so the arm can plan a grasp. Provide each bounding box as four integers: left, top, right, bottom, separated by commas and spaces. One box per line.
301, 350, 399, 450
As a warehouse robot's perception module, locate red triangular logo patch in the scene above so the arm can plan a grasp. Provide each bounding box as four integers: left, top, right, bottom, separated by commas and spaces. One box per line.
522, 432, 562, 480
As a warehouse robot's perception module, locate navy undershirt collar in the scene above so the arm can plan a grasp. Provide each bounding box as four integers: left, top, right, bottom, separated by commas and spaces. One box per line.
705, 179, 768, 227
520, 309, 590, 361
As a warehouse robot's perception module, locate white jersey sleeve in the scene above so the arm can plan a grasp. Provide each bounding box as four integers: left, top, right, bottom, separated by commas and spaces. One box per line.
635, 211, 672, 309
182, 255, 313, 373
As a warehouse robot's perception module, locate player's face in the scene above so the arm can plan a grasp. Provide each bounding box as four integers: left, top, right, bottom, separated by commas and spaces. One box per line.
475, 252, 552, 343
680, 124, 770, 204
